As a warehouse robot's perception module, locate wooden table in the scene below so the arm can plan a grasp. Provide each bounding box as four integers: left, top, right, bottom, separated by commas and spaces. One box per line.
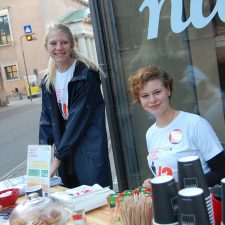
0, 186, 115, 225
72, 205, 112, 225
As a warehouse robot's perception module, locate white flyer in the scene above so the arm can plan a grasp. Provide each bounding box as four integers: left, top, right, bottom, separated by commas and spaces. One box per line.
27, 145, 51, 197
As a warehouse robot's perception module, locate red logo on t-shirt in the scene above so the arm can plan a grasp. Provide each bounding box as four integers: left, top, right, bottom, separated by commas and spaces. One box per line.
169, 129, 183, 144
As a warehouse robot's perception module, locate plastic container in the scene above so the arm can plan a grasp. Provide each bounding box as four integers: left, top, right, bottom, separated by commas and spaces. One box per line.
212, 193, 222, 225
9, 192, 70, 225
0, 188, 19, 207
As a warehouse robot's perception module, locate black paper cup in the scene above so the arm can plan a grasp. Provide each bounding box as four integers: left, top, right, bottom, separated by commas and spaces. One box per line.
178, 187, 211, 225
221, 178, 225, 225
178, 155, 209, 195
151, 175, 178, 224
25, 184, 43, 198
178, 155, 214, 224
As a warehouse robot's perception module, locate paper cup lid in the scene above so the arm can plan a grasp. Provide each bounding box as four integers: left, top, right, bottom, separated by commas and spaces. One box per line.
151, 175, 174, 184
178, 187, 203, 197
221, 177, 225, 184
153, 218, 178, 225
178, 155, 199, 162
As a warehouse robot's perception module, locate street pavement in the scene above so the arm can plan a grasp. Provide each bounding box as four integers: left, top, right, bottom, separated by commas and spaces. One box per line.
0, 95, 41, 180
0, 95, 118, 191
0, 95, 40, 112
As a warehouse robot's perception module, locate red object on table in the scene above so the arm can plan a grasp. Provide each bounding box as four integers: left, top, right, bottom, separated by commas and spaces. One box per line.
0, 188, 19, 207
212, 193, 222, 225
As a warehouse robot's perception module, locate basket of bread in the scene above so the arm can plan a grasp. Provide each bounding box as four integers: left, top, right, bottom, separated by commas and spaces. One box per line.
9, 192, 70, 225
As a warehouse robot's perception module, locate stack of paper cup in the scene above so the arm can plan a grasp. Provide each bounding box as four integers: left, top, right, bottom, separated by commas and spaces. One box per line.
178, 155, 215, 225
151, 175, 178, 225
178, 187, 211, 224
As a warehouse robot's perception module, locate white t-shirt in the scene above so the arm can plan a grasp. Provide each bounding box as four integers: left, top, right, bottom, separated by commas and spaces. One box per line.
54, 62, 76, 120
146, 111, 223, 181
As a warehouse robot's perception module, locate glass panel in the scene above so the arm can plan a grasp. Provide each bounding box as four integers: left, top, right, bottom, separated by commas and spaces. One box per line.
213, 0, 225, 144
6, 35, 11, 43
182, 0, 225, 141
110, 0, 225, 181
12, 65, 17, 71
5, 65, 18, 80
4, 16, 9, 35
0, 15, 11, 45
1, 36, 6, 45
12, 72, 17, 77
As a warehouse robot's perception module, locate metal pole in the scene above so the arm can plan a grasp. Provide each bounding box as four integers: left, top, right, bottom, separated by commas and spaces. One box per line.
20, 35, 32, 101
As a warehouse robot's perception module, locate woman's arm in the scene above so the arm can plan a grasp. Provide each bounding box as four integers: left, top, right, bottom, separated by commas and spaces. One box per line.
39, 85, 54, 145
206, 151, 225, 187
193, 116, 224, 186
50, 157, 61, 177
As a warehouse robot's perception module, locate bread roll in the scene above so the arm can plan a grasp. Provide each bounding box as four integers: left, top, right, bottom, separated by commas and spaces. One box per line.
40, 209, 61, 224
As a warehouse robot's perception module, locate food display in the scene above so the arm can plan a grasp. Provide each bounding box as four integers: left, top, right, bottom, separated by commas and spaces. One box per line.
9, 193, 70, 225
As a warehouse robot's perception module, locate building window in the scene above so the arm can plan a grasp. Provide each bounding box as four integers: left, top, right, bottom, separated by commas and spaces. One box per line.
0, 9, 12, 45
4, 65, 18, 80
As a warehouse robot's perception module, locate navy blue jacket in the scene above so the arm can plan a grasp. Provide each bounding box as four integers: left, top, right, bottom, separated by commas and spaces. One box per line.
39, 60, 112, 188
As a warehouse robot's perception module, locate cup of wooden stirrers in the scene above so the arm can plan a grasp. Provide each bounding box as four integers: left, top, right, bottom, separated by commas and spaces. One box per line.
115, 192, 153, 225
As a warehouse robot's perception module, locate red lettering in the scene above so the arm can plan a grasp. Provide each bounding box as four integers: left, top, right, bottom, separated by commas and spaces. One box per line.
161, 167, 172, 176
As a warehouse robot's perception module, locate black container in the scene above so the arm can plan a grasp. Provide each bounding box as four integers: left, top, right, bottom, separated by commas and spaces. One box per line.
178, 187, 211, 225
151, 175, 178, 224
178, 155, 209, 196
178, 155, 214, 224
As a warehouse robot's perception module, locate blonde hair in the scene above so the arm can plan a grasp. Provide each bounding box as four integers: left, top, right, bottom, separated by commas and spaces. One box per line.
44, 23, 101, 91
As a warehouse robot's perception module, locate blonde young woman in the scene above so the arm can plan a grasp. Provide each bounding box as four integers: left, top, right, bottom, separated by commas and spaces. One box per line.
130, 66, 225, 187
39, 23, 112, 188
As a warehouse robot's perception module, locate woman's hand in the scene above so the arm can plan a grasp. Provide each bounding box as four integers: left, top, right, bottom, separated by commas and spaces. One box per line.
142, 178, 151, 187
50, 157, 61, 177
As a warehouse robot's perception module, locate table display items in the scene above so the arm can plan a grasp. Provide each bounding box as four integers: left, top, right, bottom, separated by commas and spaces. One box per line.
107, 186, 152, 225
9, 192, 70, 225
178, 187, 211, 225
72, 209, 87, 225
50, 184, 115, 212
0, 175, 62, 196
178, 155, 214, 225
25, 184, 43, 197
151, 175, 178, 225
26, 145, 52, 197
120, 192, 152, 225
0, 188, 19, 208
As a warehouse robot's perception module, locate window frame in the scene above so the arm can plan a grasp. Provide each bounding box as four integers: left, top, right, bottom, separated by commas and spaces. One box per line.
0, 7, 13, 47
3, 63, 19, 81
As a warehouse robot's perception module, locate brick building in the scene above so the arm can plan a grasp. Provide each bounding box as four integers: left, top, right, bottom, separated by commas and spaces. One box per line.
0, 0, 96, 105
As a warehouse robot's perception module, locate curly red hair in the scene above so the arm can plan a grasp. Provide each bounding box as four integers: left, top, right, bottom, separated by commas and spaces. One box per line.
129, 66, 173, 104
